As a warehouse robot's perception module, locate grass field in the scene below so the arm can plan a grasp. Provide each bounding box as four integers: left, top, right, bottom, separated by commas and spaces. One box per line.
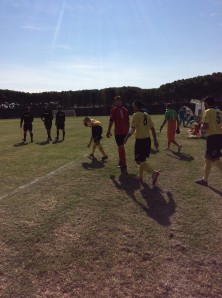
0, 116, 222, 298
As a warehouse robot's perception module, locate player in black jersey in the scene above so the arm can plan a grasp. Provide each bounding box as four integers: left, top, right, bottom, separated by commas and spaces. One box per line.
20, 106, 34, 143
41, 105, 53, 142
55, 106, 65, 141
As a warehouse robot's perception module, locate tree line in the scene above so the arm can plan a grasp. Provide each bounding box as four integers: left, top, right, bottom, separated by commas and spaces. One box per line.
0, 72, 222, 118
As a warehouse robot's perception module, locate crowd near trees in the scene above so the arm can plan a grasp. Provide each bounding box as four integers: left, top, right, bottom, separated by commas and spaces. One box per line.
0, 72, 222, 118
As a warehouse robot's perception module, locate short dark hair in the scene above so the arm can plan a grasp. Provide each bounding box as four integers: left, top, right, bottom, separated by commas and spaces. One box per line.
202, 96, 215, 106
133, 100, 142, 109
114, 96, 122, 101
165, 103, 172, 109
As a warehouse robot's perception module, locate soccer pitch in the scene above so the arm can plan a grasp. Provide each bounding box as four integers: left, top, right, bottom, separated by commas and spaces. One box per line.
0, 116, 222, 297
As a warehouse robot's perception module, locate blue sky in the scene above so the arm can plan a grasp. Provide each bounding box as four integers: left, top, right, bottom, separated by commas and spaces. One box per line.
0, 0, 221, 92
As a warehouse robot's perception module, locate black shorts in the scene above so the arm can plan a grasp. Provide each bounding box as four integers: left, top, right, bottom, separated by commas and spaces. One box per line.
56, 123, 65, 130
44, 122, 52, 129
135, 138, 151, 162
92, 126, 103, 143
206, 134, 222, 160
23, 124, 32, 132
115, 134, 127, 146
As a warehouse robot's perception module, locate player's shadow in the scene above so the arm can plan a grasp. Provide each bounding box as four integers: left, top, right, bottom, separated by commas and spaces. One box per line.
140, 186, 176, 226
52, 140, 63, 144
167, 152, 194, 162
14, 142, 28, 147
36, 141, 50, 146
110, 172, 175, 226
110, 172, 141, 196
82, 158, 105, 170
208, 186, 222, 197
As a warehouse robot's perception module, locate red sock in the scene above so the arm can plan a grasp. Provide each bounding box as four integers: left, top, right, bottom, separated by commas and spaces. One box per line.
118, 146, 126, 166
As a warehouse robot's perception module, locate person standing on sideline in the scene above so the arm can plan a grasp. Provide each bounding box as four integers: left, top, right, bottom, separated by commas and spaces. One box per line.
41, 105, 53, 142
55, 106, 65, 141
106, 96, 129, 169
196, 96, 222, 186
83, 116, 108, 161
20, 106, 34, 143
178, 106, 186, 127
124, 101, 160, 185
160, 103, 182, 152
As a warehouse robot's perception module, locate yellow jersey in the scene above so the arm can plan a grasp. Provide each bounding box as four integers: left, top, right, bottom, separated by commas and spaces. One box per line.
203, 108, 222, 136
131, 111, 154, 139
91, 119, 102, 127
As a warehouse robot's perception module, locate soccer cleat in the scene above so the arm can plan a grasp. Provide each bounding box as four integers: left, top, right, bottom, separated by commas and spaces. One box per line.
101, 155, 108, 161
195, 179, 208, 187
152, 171, 160, 186
88, 153, 95, 159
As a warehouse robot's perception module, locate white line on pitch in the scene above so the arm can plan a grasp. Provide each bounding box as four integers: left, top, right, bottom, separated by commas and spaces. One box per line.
0, 160, 76, 201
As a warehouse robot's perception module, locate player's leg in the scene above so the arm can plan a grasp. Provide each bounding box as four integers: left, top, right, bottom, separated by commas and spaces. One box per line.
62, 129, 65, 140
96, 141, 108, 160
23, 128, 27, 142
29, 128, 33, 143
115, 135, 127, 168
172, 140, 182, 153
196, 136, 215, 186
56, 126, 59, 140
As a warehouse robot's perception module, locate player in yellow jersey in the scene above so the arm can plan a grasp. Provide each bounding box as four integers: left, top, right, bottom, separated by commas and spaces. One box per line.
124, 101, 160, 186
83, 116, 108, 161
196, 96, 222, 186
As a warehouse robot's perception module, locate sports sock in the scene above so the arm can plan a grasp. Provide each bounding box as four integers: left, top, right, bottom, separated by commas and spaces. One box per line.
203, 159, 212, 181
98, 144, 106, 156
213, 159, 222, 173
118, 146, 126, 166
92, 144, 97, 155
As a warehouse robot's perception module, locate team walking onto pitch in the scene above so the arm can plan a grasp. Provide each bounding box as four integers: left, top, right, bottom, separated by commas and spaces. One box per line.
19, 95, 222, 187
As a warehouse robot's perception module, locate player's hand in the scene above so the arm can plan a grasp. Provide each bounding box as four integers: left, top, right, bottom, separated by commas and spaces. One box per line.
106, 131, 112, 138
124, 137, 128, 144
154, 140, 159, 150
87, 144, 91, 148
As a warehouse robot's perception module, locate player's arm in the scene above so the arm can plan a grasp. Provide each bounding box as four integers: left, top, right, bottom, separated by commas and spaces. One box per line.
151, 127, 159, 149
20, 116, 23, 128
124, 126, 135, 144
87, 135, 93, 148
106, 120, 113, 138
160, 118, 167, 132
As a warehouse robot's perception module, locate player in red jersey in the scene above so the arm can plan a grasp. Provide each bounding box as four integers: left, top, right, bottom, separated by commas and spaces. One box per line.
106, 96, 129, 169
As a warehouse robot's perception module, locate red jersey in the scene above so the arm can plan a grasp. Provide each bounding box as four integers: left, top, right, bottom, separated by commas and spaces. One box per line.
110, 106, 129, 135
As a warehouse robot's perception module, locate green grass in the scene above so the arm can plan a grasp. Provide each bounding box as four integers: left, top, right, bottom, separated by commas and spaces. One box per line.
0, 116, 222, 297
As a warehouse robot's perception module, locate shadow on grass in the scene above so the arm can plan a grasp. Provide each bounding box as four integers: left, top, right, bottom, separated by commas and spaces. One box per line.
208, 186, 222, 197
14, 142, 29, 147
166, 151, 194, 162
110, 171, 176, 226
52, 139, 63, 144
36, 141, 50, 146
82, 158, 105, 170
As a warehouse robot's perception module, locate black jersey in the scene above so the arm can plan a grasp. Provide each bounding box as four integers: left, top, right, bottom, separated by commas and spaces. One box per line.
41, 110, 53, 124
56, 111, 65, 124
20, 112, 33, 126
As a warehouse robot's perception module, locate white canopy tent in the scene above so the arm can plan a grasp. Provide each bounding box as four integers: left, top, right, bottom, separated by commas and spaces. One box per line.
190, 99, 205, 116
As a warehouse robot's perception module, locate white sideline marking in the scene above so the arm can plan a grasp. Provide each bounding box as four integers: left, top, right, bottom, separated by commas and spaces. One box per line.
0, 161, 75, 201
